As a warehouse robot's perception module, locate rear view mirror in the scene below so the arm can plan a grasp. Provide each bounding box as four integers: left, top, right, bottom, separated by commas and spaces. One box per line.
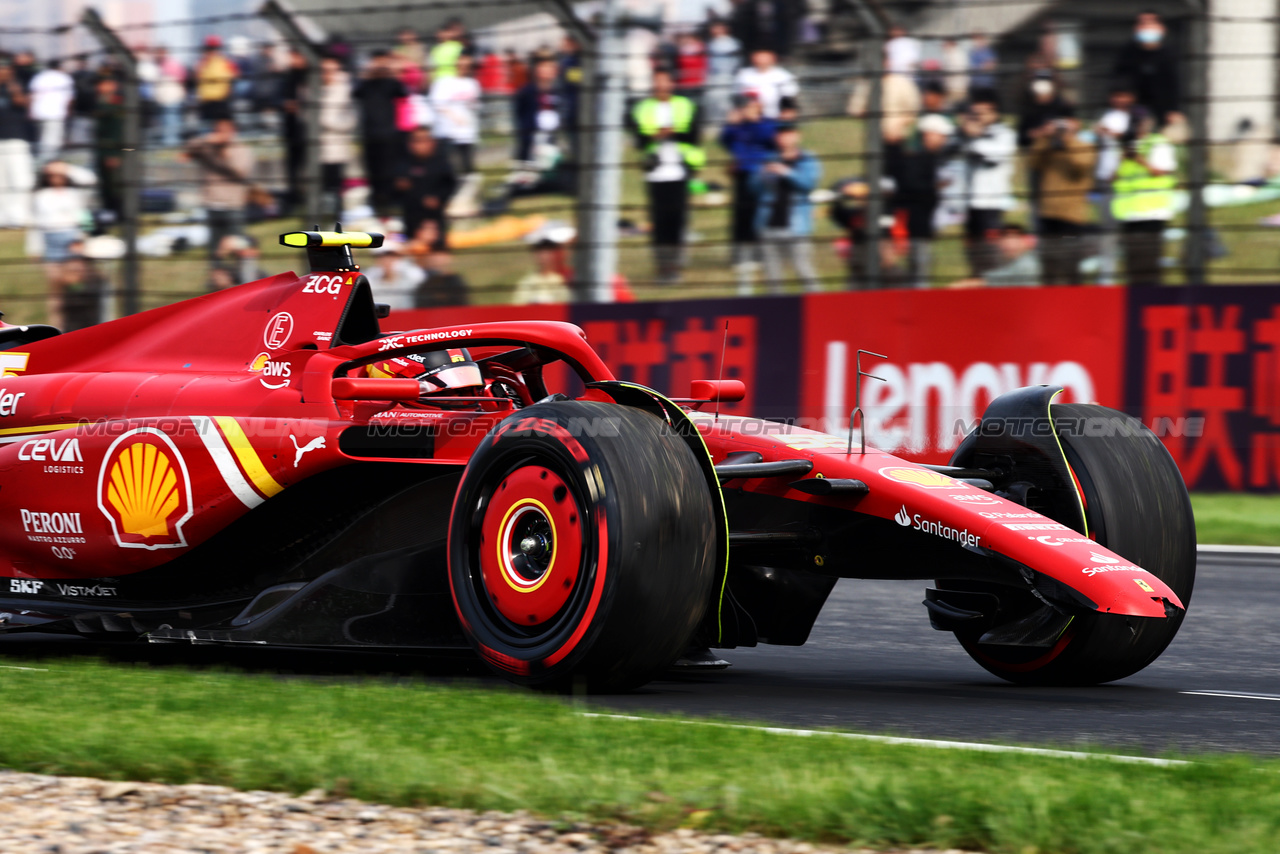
690, 379, 746, 403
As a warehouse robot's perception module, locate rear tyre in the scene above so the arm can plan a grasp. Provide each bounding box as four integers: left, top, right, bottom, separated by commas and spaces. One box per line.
952, 403, 1196, 685
449, 400, 717, 691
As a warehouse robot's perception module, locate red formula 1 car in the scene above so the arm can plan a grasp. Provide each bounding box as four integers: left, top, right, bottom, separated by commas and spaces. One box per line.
0, 232, 1195, 690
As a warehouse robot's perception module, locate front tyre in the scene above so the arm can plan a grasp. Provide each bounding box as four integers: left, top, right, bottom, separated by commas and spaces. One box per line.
448, 400, 717, 691
953, 403, 1196, 685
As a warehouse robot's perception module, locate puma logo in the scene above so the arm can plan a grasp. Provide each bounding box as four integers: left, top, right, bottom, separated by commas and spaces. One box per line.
290, 435, 326, 467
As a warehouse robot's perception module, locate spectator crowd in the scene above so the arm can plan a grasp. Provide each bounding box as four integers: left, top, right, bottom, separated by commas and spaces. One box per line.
0, 6, 1212, 327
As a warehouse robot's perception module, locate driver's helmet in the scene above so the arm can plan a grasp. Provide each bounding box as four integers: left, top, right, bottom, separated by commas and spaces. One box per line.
366, 347, 484, 395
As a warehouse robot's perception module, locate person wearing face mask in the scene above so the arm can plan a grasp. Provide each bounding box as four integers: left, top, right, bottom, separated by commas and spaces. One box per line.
1016, 69, 1072, 232
1112, 11, 1183, 128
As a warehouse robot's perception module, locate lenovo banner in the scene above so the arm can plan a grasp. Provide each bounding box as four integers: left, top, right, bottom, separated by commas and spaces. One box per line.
798, 289, 1127, 464
1125, 286, 1280, 492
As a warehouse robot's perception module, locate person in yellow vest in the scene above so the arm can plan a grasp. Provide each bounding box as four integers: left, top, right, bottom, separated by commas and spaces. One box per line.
429, 20, 466, 79
629, 68, 704, 284
1112, 108, 1177, 286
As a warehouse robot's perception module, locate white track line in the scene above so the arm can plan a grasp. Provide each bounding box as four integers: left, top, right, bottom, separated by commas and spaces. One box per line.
1182, 690, 1280, 702
0, 665, 48, 671
580, 712, 1186, 767
1197, 544, 1280, 556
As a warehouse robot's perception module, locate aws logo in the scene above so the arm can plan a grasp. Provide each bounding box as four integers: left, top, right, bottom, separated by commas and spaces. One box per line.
249, 352, 292, 389
97, 428, 193, 550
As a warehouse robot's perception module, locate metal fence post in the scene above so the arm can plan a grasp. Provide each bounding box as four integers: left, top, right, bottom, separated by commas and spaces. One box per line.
583, 0, 625, 303
1183, 0, 1209, 286
849, 1, 886, 290
80, 8, 140, 316
261, 0, 323, 227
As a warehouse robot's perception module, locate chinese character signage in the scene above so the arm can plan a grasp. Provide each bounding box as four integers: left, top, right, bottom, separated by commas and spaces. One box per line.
1125, 287, 1279, 491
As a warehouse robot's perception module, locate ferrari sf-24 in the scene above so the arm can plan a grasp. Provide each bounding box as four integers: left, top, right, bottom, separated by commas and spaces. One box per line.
0, 231, 1194, 690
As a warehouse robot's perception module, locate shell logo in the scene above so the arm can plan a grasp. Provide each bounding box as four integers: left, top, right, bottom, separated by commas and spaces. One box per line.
97, 428, 194, 550
879, 466, 960, 489
249, 352, 271, 372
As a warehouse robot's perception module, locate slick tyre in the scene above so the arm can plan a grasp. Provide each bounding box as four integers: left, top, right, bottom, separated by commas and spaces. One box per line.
954, 403, 1196, 686
448, 400, 718, 692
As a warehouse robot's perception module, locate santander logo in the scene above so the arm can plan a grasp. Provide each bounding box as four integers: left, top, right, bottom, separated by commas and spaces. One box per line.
1090, 552, 1122, 565
894, 505, 911, 526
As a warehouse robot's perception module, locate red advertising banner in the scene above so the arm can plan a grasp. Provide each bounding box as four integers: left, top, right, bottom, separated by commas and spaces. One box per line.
1125, 287, 1280, 492
799, 288, 1128, 464
391, 298, 804, 420
570, 297, 802, 420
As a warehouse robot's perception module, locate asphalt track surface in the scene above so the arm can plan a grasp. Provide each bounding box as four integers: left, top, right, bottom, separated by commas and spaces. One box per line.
2, 554, 1277, 757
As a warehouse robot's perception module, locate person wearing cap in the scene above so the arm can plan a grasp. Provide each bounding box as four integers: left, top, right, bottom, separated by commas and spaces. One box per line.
887, 113, 954, 288
1112, 108, 1176, 286
630, 68, 704, 284
719, 92, 777, 293
196, 35, 238, 129
1030, 107, 1095, 284
752, 122, 820, 293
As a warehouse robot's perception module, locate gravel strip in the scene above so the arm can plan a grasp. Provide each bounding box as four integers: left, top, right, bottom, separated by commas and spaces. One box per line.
0, 771, 976, 854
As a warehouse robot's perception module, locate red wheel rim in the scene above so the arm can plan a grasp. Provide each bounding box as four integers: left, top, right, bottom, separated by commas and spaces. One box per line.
479, 465, 583, 626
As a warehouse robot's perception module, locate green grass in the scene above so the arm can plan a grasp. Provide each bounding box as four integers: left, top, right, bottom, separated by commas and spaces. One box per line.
0, 659, 1278, 853
1192, 493, 1280, 546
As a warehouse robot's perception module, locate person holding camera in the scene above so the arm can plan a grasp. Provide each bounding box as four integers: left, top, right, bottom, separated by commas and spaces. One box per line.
1111, 107, 1176, 286
1030, 108, 1095, 284
958, 88, 1016, 277
1016, 69, 1072, 232
719, 92, 777, 293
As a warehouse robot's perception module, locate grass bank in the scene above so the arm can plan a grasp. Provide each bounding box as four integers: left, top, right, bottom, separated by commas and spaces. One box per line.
0, 659, 1277, 854
1191, 493, 1280, 546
